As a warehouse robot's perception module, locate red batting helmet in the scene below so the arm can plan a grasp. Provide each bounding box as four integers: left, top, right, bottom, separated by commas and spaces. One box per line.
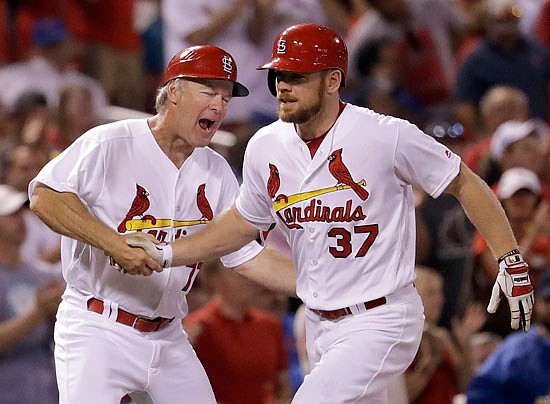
163, 45, 249, 97
257, 24, 348, 96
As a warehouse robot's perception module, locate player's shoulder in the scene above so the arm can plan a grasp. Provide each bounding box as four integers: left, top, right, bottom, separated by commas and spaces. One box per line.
247, 120, 294, 148
193, 145, 235, 174
81, 118, 148, 143
343, 103, 406, 133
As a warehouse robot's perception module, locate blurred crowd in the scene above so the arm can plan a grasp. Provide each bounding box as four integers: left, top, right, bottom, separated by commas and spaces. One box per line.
0, 0, 548, 403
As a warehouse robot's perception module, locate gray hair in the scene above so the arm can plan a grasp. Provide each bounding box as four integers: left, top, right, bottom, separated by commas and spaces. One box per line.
154, 78, 185, 112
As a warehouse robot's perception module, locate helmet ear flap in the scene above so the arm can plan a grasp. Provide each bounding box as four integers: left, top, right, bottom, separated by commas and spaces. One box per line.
267, 70, 277, 96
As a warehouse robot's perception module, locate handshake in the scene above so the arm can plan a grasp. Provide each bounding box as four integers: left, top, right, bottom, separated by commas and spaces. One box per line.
109, 235, 173, 275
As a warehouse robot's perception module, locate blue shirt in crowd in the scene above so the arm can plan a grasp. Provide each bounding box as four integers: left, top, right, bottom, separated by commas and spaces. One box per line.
467, 326, 550, 404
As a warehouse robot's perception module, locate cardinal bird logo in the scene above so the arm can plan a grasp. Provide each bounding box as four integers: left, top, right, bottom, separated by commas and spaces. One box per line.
117, 184, 157, 233
197, 183, 213, 221
267, 163, 281, 199
328, 149, 369, 200
267, 163, 289, 203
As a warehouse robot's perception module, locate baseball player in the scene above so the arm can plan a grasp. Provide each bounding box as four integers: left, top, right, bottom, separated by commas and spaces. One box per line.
28, 45, 293, 404
128, 25, 534, 403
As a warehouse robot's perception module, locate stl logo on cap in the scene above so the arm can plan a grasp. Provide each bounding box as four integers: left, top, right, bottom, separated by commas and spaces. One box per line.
277, 39, 286, 54
222, 55, 233, 74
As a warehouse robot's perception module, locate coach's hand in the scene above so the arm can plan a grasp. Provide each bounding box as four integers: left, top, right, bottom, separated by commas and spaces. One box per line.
487, 250, 534, 331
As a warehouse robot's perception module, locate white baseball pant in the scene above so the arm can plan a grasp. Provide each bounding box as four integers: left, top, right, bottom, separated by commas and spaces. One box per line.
294, 283, 424, 404
54, 299, 216, 404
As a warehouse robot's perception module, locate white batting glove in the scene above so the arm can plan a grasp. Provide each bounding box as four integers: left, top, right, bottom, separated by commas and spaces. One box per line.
487, 250, 534, 331
125, 235, 173, 268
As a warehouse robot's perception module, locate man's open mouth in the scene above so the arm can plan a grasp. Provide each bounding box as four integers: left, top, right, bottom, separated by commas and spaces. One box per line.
199, 119, 215, 130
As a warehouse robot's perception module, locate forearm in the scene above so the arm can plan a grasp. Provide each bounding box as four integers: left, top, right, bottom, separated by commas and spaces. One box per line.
248, 0, 273, 44
405, 368, 435, 400
0, 308, 45, 354
274, 370, 292, 404
171, 205, 259, 266
445, 162, 517, 259
186, 0, 249, 44
30, 185, 123, 256
233, 247, 297, 296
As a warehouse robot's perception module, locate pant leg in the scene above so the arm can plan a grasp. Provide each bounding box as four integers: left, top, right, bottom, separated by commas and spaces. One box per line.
294, 287, 424, 404
54, 301, 152, 404
145, 323, 216, 404
55, 300, 216, 404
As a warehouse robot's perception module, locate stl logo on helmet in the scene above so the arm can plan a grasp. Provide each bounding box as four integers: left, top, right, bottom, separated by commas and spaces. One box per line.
277, 39, 286, 54
222, 56, 233, 74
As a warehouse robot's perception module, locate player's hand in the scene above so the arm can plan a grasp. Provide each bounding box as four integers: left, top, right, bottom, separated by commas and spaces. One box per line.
107, 233, 165, 276
34, 281, 64, 317
125, 234, 173, 268
487, 251, 534, 331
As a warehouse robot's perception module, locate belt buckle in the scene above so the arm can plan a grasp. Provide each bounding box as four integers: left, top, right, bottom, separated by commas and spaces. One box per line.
132, 314, 153, 329
317, 310, 329, 321
316, 308, 348, 321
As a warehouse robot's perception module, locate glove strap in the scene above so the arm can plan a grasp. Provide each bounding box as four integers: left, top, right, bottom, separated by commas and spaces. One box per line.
497, 248, 521, 264
160, 244, 173, 268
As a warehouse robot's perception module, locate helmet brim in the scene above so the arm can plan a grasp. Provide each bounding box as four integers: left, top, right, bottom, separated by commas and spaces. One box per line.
257, 58, 306, 72
233, 81, 249, 97
163, 75, 249, 97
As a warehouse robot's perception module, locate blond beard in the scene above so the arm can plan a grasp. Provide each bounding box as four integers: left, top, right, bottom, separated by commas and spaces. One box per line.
278, 82, 325, 124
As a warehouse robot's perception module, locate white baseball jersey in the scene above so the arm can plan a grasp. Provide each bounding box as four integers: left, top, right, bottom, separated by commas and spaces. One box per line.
29, 118, 262, 319
236, 104, 461, 310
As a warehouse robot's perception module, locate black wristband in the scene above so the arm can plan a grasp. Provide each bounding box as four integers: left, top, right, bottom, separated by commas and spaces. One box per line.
497, 249, 521, 264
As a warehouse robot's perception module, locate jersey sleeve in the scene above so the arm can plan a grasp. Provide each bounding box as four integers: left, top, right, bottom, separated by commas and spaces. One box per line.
234, 137, 276, 232
28, 133, 106, 205
217, 158, 264, 268
394, 120, 461, 198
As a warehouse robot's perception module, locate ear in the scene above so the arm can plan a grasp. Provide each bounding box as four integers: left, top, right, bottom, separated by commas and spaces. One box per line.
167, 80, 181, 105
326, 69, 342, 94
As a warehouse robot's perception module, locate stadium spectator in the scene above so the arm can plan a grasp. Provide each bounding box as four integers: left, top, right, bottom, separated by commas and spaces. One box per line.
405, 266, 486, 404
461, 85, 529, 174
453, 0, 550, 134
0, 184, 64, 404
4, 144, 61, 272
0, 18, 107, 119
346, 0, 466, 111
467, 271, 550, 404
184, 259, 291, 404
485, 119, 548, 187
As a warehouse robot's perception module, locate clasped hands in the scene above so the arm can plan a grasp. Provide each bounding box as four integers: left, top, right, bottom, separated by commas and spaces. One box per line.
108, 233, 172, 276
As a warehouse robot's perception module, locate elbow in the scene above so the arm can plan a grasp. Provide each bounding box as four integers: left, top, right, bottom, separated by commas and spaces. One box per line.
29, 192, 42, 217
29, 186, 50, 220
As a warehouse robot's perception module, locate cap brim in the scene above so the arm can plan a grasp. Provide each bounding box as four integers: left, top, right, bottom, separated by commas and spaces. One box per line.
0, 195, 28, 216
232, 81, 249, 97
162, 76, 249, 97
